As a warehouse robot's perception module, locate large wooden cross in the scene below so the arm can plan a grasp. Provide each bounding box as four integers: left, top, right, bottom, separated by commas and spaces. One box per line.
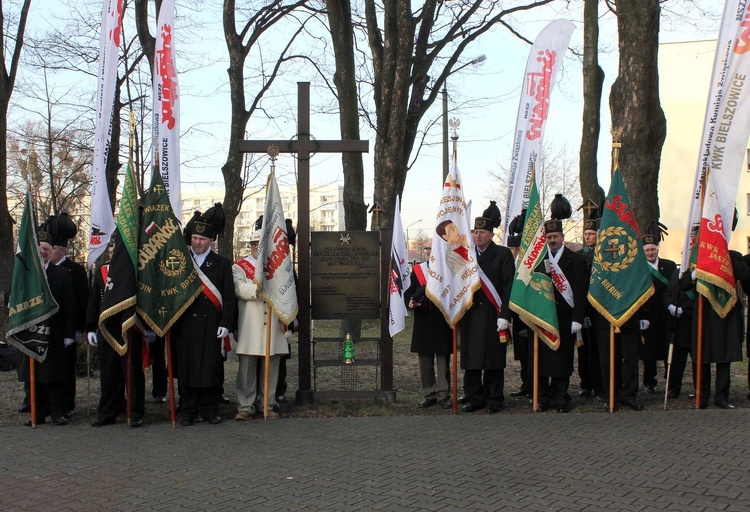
238, 82, 369, 404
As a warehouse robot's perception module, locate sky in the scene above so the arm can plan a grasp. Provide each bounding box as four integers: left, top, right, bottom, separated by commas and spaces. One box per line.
17, 0, 723, 239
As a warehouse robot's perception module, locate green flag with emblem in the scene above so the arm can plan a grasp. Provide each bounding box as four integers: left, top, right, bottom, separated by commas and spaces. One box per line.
588, 167, 654, 328
136, 170, 202, 336
6, 190, 59, 362
509, 175, 560, 350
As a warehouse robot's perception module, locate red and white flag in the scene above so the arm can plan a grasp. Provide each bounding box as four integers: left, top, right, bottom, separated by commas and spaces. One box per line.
88, 0, 123, 268
502, 19, 574, 244
254, 172, 298, 325
681, 0, 750, 272
388, 197, 410, 337
153, 0, 182, 219
426, 157, 480, 328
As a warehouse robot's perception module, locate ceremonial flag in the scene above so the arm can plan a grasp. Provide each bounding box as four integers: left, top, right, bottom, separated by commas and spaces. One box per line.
254, 172, 298, 325
695, 170, 737, 317
153, 0, 181, 218
137, 170, 202, 336
88, 0, 123, 268
588, 167, 654, 328
388, 197, 410, 337
502, 19, 575, 244
6, 191, 59, 363
426, 158, 480, 328
509, 177, 560, 349
98, 160, 139, 355
681, 0, 750, 272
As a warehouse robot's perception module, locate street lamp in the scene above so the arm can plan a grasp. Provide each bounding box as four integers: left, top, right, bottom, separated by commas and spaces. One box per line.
442, 54, 487, 182
405, 219, 422, 263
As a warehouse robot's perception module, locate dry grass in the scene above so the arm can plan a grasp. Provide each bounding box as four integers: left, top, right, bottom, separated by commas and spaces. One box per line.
1, 317, 748, 425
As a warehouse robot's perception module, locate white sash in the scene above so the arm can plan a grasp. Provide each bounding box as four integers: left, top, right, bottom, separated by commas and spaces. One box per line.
548, 246, 574, 308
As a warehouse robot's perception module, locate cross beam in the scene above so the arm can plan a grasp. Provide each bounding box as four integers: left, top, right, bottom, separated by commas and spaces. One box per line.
238, 82, 369, 404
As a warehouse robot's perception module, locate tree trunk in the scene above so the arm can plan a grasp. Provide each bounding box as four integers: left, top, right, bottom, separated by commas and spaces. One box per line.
609, 0, 666, 231
579, 0, 605, 208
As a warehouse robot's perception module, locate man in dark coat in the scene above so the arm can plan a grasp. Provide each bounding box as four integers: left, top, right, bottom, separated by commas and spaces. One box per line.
17, 232, 75, 425
459, 209, 514, 414
532, 219, 588, 412
173, 204, 236, 426
575, 218, 603, 400
640, 231, 677, 394
663, 267, 694, 399
405, 241, 453, 409
683, 250, 749, 408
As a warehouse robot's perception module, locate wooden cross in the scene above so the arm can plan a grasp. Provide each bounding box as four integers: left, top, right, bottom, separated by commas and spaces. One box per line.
580, 198, 599, 220
604, 239, 624, 260
238, 82, 369, 404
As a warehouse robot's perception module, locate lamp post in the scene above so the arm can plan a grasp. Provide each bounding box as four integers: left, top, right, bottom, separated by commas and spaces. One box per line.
405, 219, 422, 263
442, 55, 487, 182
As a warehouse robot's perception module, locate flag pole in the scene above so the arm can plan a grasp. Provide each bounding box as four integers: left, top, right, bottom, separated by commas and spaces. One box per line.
532, 331, 539, 412
29, 357, 37, 428
609, 324, 616, 413
86, 342, 91, 419
166, 331, 176, 428
695, 169, 707, 410
126, 331, 132, 428
452, 327, 458, 414
263, 305, 273, 420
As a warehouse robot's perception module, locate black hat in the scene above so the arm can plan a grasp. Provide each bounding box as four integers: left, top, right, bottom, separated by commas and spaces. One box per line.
54, 212, 78, 247
545, 194, 571, 234
285, 218, 296, 246
193, 203, 226, 240
183, 211, 202, 246
38, 217, 58, 245
506, 234, 521, 248
583, 218, 599, 232
474, 201, 501, 231
506, 210, 525, 248
543, 219, 563, 234
641, 220, 667, 247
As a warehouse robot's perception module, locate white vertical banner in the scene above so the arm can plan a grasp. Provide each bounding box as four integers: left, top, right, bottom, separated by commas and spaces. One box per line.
388, 197, 410, 337
681, 0, 750, 272
88, 0, 123, 268
502, 19, 575, 244
154, 0, 182, 219
425, 157, 480, 328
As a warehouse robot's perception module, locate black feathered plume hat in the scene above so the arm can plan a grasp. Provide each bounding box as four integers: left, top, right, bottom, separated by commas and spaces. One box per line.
506, 209, 526, 248
183, 210, 202, 246
54, 212, 78, 247
544, 193, 572, 234
641, 220, 667, 247
250, 215, 263, 243
474, 200, 501, 231
37, 216, 58, 245
193, 203, 226, 240
285, 218, 296, 247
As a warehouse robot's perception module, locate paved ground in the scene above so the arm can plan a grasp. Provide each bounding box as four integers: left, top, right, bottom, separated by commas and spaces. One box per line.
2, 408, 749, 511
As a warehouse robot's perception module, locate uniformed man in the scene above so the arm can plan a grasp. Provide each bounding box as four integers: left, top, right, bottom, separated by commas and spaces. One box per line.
576, 215, 603, 400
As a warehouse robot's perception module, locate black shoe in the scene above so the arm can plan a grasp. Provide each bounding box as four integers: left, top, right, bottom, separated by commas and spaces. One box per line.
556, 406, 569, 413
438, 398, 453, 409
510, 389, 528, 398
179, 417, 195, 427
595, 394, 606, 402
91, 417, 116, 427
461, 402, 484, 413
53, 417, 68, 426
219, 394, 231, 404
643, 385, 657, 394
667, 390, 679, 399
457, 395, 468, 404
24, 418, 45, 426
535, 404, 549, 412
486, 404, 503, 415
621, 398, 644, 411
18, 403, 29, 413
418, 397, 438, 408
277, 395, 285, 403
578, 389, 592, 397
63, 410, 74, 420
207, 416, 222, 425
153, 396, 166, 404
715, 401, 735, 410
131, 418, 144, 428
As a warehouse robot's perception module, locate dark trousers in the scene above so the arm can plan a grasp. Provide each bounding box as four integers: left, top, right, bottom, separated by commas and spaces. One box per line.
642, 359, 659, 388
63, 343, 77, 412
537, 376, 571, 408
667, 344, 694, 396
463, 368, 504, 408
596, 327, 640, 400
27, 379, 65, 421
181, 386, 219, 420
97, 334, 145, 420
578, 329, 602, 393
277, 357, 288, 398
150, 336, 168, 399
699, 362, 731, 405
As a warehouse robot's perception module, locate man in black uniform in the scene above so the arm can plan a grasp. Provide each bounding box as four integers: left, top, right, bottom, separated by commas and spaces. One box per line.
640, 223, 677, 394
576, 216, 603, 400
173, 203, 236, 426
460, 202, 515, 414
405, 240, 453, 409
533, 218, 588, 412
663, 267, 694, 399
17, 229, 75, 425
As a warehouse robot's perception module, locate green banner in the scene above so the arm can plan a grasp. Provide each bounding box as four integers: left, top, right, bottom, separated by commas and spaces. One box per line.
6, 190, 59, 362
136, 170, 202, 336
509, 177, 560, 350
588, 167, 654, 328
99, 160, 138, 355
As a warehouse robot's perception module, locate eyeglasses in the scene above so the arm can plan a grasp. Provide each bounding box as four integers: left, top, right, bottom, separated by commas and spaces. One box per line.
423, 247, 432, 251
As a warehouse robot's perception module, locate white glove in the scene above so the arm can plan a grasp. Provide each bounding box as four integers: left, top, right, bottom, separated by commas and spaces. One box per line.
497, 318, 509, 332
668, 304, 677, 317
583, 317, 592, 328
571, 321, 582, 334
284, 330, 293, 342
64, 337, 75, 347
691, 270, 696, 280
87, 332, 97, 347
676, 307, 683, 318
217, 327, 229, 339
639, 320, 650, 330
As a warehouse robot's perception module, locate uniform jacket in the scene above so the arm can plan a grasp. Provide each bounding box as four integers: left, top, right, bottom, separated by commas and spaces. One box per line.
58, 256, 89, 333
641, 257, 677, 361
404, 263, 452, 355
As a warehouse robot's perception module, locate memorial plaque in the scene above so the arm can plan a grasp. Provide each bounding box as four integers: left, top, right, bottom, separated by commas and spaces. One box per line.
311, 231, 380, 319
